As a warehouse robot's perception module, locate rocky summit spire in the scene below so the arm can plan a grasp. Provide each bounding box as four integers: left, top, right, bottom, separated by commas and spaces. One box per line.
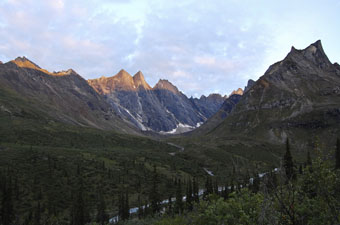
115, 69, 132, 79
12, 56, 41, 70
109, 69, 135, 91
153, 79, 180, 94
288, 40, 332, 69
244, 79, 255, 92
229, 88, 243, 97
10, 56, 75, 76
302, 40, 332, 68
133, 71, 151, 90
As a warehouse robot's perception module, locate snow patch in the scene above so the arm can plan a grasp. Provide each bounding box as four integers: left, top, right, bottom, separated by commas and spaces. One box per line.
159, 122, 196, 135
196, 122, 203, 127
123, 108, 147, 131
203, 168, 214, 176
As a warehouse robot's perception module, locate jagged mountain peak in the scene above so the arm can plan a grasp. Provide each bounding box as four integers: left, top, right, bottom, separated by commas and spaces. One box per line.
12, 56, 41, 70
286, 40, 331, 68
198, 93, 225, 100
229, 88, 243, 97
244, 79, 255, 92
10, 56, 76, 76
153, 79, 180, 94
116, 69, 132, 79
52, 69, 77, 76
133, 71, 151, 90
207, 93, 226, 100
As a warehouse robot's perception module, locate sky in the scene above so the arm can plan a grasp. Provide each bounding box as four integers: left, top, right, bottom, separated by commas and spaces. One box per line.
0, 0, 339, 97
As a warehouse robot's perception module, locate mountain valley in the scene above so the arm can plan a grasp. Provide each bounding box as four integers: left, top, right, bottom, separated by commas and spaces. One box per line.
0, 40, 340, 224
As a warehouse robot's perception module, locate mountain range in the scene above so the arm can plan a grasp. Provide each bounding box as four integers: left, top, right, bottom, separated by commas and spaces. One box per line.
88, 70, 231, 133
191, 40, 340, 150
0, 40, 338, 148
0, 57, 140, 135
0, 56, 238, 135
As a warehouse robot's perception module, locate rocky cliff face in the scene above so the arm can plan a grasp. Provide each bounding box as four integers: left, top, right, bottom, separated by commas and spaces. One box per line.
88, 72, 226, 133
189, 94, 227, 119
188, 93, 242, 136
229, 88, 244, 97
207, 40, 340, 147
244, 79, 255, 92
0, 57, 138, 134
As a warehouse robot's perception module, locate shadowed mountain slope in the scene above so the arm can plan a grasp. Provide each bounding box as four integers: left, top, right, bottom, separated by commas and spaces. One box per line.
0, 57, 139, 134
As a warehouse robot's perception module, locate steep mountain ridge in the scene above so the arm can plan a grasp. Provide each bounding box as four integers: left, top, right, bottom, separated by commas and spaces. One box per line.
204, 40, 340, 148
153, 79, 180, 93
229, 88, 244, 97
0, 57, 139, 134
189, 94, 227, 119
133, 71, 152, 90
88, 71, 227, 133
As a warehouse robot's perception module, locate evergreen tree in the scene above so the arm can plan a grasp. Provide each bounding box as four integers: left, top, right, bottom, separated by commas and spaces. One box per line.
336, 138, 340, 169
96, 191, 108, 225
283, 138, 295, 180
186, 179, 193, 211
118, 192, 123, 220
251, 173, 260, 193
230, 181, 234, 193
70, 180, 88, 225
72, 191, 85, 225
117, 190, 130, 220
223, 184, 229, 200
124, 190, 130, 220
143, 202, 149, 218
137, 194, 143, 219
149, 166, 161, 214
265, 171, 277, 192
33, 201, 41, 225
167, 195, 173, 216
174, 179, 183, 214
192, 177, 199, 203
204, 176, 213, 198
307, 150, 312, 166
213, 179, 219, 195
1, 175, 14, 225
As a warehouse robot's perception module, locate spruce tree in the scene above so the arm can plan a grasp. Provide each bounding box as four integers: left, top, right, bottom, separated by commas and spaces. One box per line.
96, 191, 108, 225
283, 138, 295, 180
70, 179, 88, 225
186, 179, 193, 211
123, 190, 130, 220
230, 181, 234, 193
118, 192, 123, 220
336, 138, 340, 169
73, 191, 85, 225
307, 150, 312, 166
192, 177, 199, 203
174, 179, 183, 214
204, 176, 213, 198
223, 184, 229, 200
167, 195, 173, 216
150, 166, 160, 214
33, 201, 41, 225
1, 175, 14, 225
137, 195, 143, 219
213, 179, 219, 195
251, 173, 260, 193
